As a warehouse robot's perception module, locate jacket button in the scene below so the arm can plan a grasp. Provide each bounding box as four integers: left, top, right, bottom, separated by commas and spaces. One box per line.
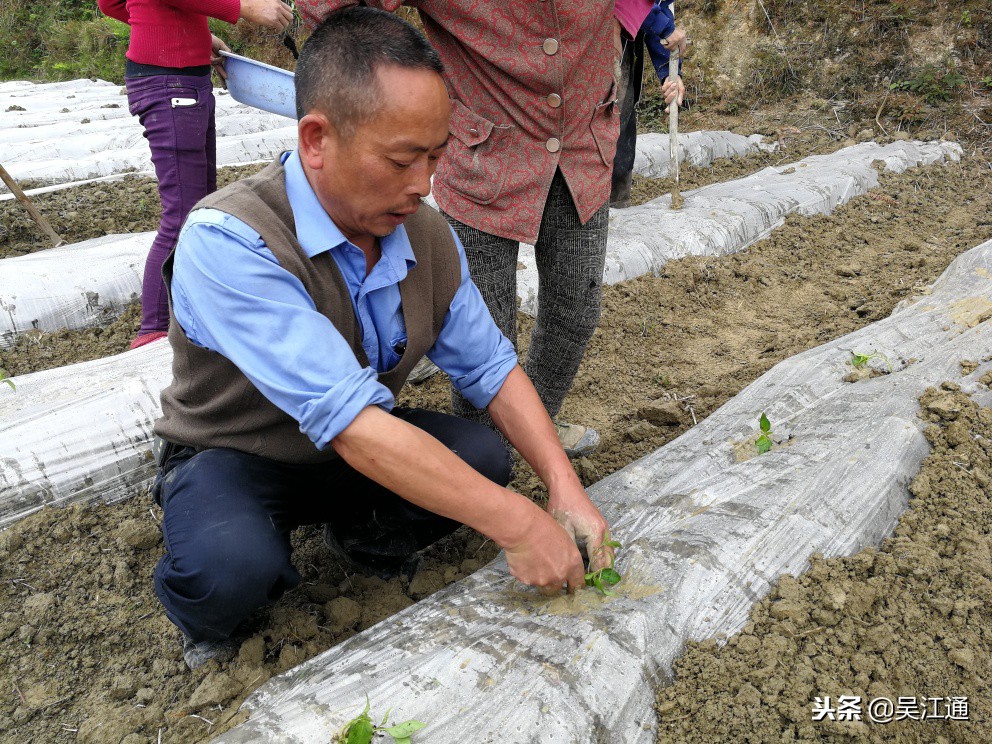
542, 38, 559, 55
546, 93, 562, 108
546, 137, 561, 153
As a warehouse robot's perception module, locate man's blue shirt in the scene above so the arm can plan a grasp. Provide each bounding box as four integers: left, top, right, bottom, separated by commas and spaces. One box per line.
171, 150, 518, 451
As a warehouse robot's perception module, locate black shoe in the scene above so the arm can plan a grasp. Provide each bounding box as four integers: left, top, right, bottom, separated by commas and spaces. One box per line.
182, 634, 240, 670
322, 524, 421, 581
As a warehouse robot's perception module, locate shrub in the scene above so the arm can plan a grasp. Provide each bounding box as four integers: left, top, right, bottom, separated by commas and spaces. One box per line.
36, 17, 129, 82
890, 63, 966, 104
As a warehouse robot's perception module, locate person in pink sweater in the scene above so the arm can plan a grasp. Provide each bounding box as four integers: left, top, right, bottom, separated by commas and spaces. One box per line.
97, 0, 293, 347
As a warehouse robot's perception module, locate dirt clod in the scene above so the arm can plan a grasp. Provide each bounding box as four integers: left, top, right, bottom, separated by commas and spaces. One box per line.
638, 399, 684, 426
188, 672, 241, 709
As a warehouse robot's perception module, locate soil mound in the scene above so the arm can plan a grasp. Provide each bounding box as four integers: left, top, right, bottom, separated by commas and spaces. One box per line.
656, 385, 992, 742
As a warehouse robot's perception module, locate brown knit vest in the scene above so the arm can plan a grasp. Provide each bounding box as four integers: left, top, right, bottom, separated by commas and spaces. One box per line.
155, 159, 460, 463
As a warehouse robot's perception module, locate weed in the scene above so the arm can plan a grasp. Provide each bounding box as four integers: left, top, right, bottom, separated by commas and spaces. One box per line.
982, 76, 992, 91
750, 43, 805, 99
652, 372, 672, 388
755, 412, 773, 455
339, 699, 425, 744
0, 368, 14, 392
890, 63, 966, 104
850, 350, 892, 372
585, 532, 623, 596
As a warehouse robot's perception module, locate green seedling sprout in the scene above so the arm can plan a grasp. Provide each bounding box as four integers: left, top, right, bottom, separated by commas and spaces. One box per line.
339, 699, 426, 744
585, 532, 623, 596
0, 368, 13, 392
755, 412, 773, 455
850, 350, 893, 373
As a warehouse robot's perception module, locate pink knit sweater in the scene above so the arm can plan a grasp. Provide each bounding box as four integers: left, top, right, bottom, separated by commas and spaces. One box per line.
98, 0, 241, 68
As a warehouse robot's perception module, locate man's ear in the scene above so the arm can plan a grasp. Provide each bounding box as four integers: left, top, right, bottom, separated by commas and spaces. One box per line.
298, 112, 333, 171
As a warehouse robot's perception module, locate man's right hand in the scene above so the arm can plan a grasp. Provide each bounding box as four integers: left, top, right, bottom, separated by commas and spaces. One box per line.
503, 506, 587, 595
240, 0, 294, 32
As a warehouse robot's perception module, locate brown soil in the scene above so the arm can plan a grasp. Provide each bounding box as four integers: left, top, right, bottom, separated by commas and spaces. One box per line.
656, 386, 992, 743
1, 148, 990, 742
0, 305, 141, 377
0, 165, 266, 260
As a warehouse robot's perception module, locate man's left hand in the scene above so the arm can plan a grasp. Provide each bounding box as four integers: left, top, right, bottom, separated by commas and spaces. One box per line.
211, 35, 231, 81
548, 485, 614, 573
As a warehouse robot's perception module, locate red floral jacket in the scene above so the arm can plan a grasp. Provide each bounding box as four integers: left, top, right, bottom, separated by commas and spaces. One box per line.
298, 0, 619, 244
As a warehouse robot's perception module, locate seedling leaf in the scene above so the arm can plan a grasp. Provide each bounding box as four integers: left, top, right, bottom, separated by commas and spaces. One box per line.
759, 412, 771, 433
344, 718, 374, 744
341, 699, 375, 744
849, 350, 893, 373
599, 568, 622, 585
585, 530, 623, 595
0, 368, 13, 391
384, 721, 427, 738
755, 434, 773, 454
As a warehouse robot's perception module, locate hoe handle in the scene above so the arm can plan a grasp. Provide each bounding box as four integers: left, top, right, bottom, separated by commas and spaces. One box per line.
667, 2, 683, 210
0, 162, 64, 248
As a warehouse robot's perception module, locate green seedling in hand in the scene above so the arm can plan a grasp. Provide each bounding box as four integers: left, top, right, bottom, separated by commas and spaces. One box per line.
585, 532, 623, 596
850, 350, 892, 372
339, 699, 426, 744
755, 412, 773, 455
0, 368, 13, 392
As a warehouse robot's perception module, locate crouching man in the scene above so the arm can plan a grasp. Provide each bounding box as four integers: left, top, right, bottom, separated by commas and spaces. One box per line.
150, 7, 614, 669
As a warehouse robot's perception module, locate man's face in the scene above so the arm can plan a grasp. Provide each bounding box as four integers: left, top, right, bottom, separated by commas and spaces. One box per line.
300, 65, 451, 251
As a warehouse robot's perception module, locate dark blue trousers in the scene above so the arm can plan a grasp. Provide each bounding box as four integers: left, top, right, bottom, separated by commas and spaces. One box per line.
152, 408, 513, 642
611, 32, 645, 207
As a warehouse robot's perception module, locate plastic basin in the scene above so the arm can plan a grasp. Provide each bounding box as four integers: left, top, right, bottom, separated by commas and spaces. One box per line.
220, 51, 296, 119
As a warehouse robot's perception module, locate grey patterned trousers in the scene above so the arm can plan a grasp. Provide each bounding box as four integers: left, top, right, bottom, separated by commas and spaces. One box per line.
443, 169, 609, 424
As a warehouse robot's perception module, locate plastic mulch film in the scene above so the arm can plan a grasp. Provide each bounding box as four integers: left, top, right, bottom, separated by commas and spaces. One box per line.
0, 79, 294, 194
216, 238, 992, 743
632, 130, 775, 178
0, 232, 151, 348
0, 341, 170, 528
517, 140, 961, 315
0, 142, 964, 526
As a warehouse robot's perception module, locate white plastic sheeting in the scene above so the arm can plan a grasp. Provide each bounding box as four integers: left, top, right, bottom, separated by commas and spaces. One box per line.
215, 238, 992, 743
0, 341, 169, 528
632, 130, 774, 178
517, 139, 962, 314
0, 232, 152, 348
0, 141, 965, 521
0, 78, 295, 193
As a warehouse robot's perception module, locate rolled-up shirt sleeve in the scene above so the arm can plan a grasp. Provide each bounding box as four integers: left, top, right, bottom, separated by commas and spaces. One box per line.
427, 226, 519, 409
171, 209, 394, 450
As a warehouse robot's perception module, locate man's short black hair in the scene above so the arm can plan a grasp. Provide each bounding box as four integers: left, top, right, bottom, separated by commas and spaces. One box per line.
294, 6, 444, 136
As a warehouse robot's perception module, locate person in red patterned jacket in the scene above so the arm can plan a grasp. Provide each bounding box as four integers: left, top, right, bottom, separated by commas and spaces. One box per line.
97, 0, 293, 348
298, 0, 618, 457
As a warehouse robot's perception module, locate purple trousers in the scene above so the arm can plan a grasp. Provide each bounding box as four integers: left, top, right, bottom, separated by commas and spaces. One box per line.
126, 74, 216, 335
